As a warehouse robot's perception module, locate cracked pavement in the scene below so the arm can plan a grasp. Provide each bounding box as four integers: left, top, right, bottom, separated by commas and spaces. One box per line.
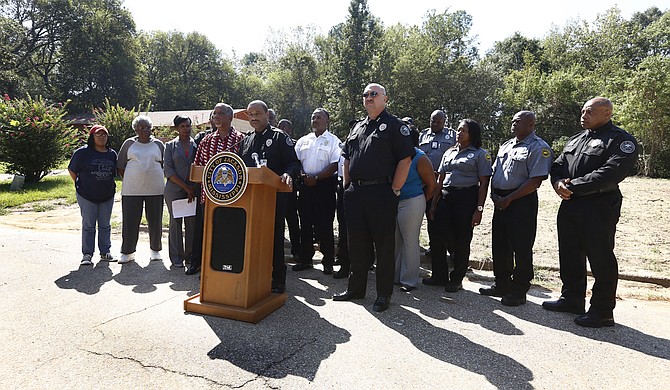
0, 223, 669, 389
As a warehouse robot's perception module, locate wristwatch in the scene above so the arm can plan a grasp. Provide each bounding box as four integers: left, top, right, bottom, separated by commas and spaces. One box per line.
477, 205, 484, 212
393, 189, 401, 196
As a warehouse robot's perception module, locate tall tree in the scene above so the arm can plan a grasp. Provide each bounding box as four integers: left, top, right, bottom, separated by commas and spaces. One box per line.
139, 30, 238, 110
318, 0, 383, 136
56, 0, 141, 112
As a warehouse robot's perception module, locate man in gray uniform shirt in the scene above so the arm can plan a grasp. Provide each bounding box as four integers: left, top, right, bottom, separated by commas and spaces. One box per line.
418, 109, 456, 285
480, 110, 553, 306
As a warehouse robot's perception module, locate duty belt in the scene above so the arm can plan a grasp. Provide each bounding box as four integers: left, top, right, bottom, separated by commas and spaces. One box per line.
353, 177, 390, 186
492, 188, 518, 196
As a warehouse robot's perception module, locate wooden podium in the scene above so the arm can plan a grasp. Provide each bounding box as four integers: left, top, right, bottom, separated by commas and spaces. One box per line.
184, 155, 290, 323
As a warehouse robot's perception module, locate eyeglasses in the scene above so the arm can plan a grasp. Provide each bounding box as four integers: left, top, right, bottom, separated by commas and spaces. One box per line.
93, 133, 108, 137
362, 91, 380, 98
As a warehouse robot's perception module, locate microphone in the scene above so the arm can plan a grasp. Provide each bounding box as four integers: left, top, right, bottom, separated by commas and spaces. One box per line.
251, 152, 260, 167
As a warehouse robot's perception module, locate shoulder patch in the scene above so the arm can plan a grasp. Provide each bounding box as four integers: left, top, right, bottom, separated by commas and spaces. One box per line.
541, 148, 551, 158
620, 140, 635, 154
485, 153, 491, 161
400, 125, 410, 136
266, 139, 273, 147
286, 137, 294, 147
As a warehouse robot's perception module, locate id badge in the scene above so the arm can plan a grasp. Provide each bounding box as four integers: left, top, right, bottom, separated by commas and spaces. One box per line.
431, 141, 439, 149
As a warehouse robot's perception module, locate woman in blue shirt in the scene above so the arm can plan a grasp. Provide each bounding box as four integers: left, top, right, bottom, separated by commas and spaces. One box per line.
394, 126, 436, 291
68, 125, 118, 265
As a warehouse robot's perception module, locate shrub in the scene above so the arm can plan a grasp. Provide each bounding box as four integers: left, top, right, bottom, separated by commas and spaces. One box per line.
0, 94, 79, 182
94, 98, 151, 153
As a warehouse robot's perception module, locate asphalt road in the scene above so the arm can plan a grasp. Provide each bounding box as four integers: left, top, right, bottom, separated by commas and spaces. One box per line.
0, 224, 668, 389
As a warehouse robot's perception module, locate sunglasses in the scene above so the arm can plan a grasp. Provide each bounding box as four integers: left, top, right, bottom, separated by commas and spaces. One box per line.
362, 91, 380, 98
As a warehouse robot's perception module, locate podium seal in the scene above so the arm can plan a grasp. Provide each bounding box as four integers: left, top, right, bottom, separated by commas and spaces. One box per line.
203, 152, 248, 205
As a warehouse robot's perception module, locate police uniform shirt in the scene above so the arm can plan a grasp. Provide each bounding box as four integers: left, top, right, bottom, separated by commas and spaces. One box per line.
418, 127, 457, 170
239, 124, 301, 178
342, 110, 415, 181
438, 145, 492, 188
491, 132, 553, 190
551, 121, 638, 197
294, 130, 342, 176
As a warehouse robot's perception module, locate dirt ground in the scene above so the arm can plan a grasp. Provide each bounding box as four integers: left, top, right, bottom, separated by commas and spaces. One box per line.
1, 175, 668, 301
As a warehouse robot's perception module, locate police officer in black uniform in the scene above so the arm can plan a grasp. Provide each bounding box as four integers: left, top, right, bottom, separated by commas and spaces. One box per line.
542, 97, 638, 328
239, 100, 301, 294
332, 83, 415, 312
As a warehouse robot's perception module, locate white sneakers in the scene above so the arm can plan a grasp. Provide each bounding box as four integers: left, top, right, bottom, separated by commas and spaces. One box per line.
80, 254, 93, 266
116, 251, 162, 263
119, 252, 135, 264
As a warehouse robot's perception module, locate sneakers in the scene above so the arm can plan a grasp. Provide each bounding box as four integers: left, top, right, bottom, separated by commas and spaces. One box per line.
119, 252, 135, 264
150, 250, 162, 261
100, 253, 117, 262
80, 254, 93, 266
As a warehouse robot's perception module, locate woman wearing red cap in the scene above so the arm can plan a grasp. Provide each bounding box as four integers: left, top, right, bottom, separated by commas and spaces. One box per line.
68, 125, 118, 265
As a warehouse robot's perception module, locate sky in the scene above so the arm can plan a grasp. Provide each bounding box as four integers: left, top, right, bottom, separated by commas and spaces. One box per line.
122, 0, 669, 57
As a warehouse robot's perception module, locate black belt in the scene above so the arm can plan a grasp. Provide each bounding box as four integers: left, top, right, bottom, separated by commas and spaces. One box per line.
445, 185, 477, 191
493, 188, 518, 196
353, 177, 390, 186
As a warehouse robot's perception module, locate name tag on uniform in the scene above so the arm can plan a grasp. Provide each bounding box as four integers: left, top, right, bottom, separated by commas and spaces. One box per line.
431, 141, 439, 149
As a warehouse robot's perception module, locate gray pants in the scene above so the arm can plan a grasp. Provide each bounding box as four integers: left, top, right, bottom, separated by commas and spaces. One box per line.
394, 195, 426, 287
164, 191, 195, 266
121, 195, 164, 255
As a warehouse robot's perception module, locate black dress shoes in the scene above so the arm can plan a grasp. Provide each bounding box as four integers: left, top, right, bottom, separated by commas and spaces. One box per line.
479, 285, 508, 297
271, 283, 286, 294
400, 285, 416, 292
332, 290, 365, 301
501, 294, 527, 306
333, 268, 350, 279
444, 282, 463, 292
422, 277, 446, 286
292, 263, 313, 271
372, 296, 390, 312
574, 312, 615, 328
185, 266, 200, 275
542, 298, 586, 314
323, 264, 333, 275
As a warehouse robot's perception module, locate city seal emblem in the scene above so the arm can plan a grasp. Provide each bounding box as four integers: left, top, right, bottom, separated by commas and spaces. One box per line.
203, 152, 248, 205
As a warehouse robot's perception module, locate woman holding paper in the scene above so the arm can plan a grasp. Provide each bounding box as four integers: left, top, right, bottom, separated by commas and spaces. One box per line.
164, 115, 197, 268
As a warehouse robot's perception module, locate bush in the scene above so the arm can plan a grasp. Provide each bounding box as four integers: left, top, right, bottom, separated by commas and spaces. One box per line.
0, 94, 79, 182
94, 98, 151, 153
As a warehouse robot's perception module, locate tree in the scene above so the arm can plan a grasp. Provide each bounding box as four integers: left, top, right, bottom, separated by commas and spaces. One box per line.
56, 0, 141, 112
139, 30, 239, 110
318, 0, 383, 136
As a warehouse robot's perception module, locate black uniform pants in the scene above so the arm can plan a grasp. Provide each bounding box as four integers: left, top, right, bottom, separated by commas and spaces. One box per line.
336, 178, 349, 268
431, 186, 478, 285
557, 190, 621, 316
344, 183, 398, 298
491, 191, 538, 295
297, 176, 337, 266
273, 192, 289, 287
285, 188, 301, 257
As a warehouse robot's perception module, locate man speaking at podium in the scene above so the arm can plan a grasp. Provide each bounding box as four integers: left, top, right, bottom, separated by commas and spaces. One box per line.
239, 100, 301, 294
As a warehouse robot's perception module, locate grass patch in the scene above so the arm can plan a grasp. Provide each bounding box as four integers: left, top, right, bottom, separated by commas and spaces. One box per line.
0, 174, 77, 210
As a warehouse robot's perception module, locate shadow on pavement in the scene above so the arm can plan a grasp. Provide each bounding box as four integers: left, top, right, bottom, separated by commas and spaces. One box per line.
54, 261, 114, 295
201, 277, 350, 381
54, 260, 200, 296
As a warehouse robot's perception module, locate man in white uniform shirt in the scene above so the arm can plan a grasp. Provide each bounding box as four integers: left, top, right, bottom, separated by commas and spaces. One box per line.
292, 108, 342, 275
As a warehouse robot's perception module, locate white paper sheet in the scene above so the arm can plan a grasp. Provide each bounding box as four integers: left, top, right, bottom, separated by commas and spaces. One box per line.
172, 198, 197, 218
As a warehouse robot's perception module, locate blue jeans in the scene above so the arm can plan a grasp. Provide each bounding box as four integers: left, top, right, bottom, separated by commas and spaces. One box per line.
77, 193, 114, 255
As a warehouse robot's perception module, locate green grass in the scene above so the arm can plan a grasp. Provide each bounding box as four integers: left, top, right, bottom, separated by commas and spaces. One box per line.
0, 174, 77, 212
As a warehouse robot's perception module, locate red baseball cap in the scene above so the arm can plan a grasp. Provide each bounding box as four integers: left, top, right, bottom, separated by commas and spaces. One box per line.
89, 125, 109, 136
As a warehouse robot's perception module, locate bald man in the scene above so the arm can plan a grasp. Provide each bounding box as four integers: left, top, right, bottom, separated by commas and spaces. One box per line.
542, 97, 638, 328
